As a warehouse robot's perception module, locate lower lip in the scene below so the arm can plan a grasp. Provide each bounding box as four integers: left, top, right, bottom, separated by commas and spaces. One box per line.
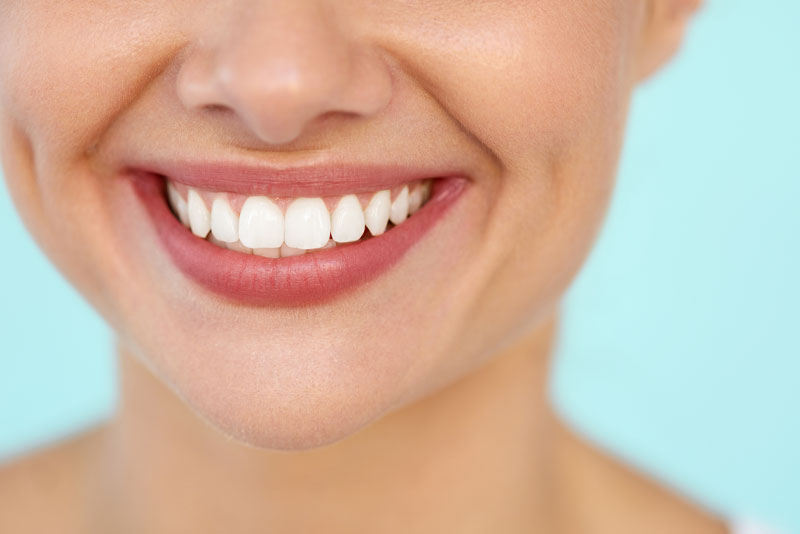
131, 173, 467, 306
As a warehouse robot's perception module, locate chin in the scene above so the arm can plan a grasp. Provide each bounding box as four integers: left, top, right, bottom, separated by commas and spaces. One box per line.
127, 319, 436, 451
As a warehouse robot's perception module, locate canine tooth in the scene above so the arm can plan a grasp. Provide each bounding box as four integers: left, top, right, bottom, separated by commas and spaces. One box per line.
239, 196, 284, 249
284, 197, 331, 250
280, 244, 306, 257
167, 182, 190, 226
187, 189, 211, 238
226, 241, 252, 254
364, 190, 390, 236
331, 194, 365, 243
254, 247, 280, 258
408, 184, 423, 215
211, 195, 239, 243
389, 185, 409, 225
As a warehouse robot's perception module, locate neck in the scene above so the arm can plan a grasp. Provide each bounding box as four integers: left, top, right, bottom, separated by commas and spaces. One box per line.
95, 314, 725, 534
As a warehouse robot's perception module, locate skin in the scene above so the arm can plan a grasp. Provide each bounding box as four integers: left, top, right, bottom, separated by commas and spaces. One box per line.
0, 0, 723, 532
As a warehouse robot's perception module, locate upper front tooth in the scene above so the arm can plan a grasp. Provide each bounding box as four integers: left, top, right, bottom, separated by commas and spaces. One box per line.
167, 182, 190, 227
284, 197, 331, 250
239, 196, 284, 249
187, 189, 211, 238
331, 194, 365, 243
389, 185, 409, 225
210, 195, 239, 243
364, 190, 391, 236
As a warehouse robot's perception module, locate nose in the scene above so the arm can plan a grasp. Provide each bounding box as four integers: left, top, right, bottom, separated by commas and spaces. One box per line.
176, 1, 393, 145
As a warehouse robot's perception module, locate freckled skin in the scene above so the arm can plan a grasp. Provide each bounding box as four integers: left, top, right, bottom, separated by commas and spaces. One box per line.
0, 1, 719, 533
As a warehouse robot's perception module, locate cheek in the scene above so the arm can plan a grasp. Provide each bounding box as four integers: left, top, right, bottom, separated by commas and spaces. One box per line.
0, 3, 185, 323
0, 2, 183, 163
377, 2, 641, 360
376, 0, 640, 259
376, 1, 639, 160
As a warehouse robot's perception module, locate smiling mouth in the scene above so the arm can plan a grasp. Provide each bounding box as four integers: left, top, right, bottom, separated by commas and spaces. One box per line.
165, 178, 433, 258
129, 163, 467, 306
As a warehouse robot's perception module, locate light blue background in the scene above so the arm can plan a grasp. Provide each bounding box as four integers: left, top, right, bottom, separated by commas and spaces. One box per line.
1, 0, 797, 531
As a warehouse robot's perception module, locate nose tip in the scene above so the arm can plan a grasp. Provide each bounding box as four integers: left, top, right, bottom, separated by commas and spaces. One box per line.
176, 2, 393, 146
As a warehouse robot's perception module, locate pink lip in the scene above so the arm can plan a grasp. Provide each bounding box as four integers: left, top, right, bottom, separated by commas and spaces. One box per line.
124, 159, 465, 197
130, 172, 467, 306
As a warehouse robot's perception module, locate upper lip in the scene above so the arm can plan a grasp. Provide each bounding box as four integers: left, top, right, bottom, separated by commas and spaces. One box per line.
122, 157, 465, 197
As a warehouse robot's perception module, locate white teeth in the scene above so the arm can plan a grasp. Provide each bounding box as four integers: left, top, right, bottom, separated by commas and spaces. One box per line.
187, 189, 211, 238
226, 241, 252, 254
408, 184, 423, 215
254, 247, 281, 258
280, 244, 306, 257
331, 194, 366, 243
284, 197, 331, 250
239, 196, 284, 249
364, 190, 391, 236
167, 183, 190, 226
389, 185, 409, 225
175, 180, 434, 255
210, 195, 239, 243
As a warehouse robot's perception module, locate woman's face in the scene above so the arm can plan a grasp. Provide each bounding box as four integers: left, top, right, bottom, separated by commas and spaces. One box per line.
0, 1, 663, 449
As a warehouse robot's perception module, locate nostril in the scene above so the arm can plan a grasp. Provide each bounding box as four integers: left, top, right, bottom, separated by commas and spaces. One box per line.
175, 5, 393, 147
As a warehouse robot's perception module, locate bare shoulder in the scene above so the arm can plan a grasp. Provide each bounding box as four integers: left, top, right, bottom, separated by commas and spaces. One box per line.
0, 426, 107, 534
